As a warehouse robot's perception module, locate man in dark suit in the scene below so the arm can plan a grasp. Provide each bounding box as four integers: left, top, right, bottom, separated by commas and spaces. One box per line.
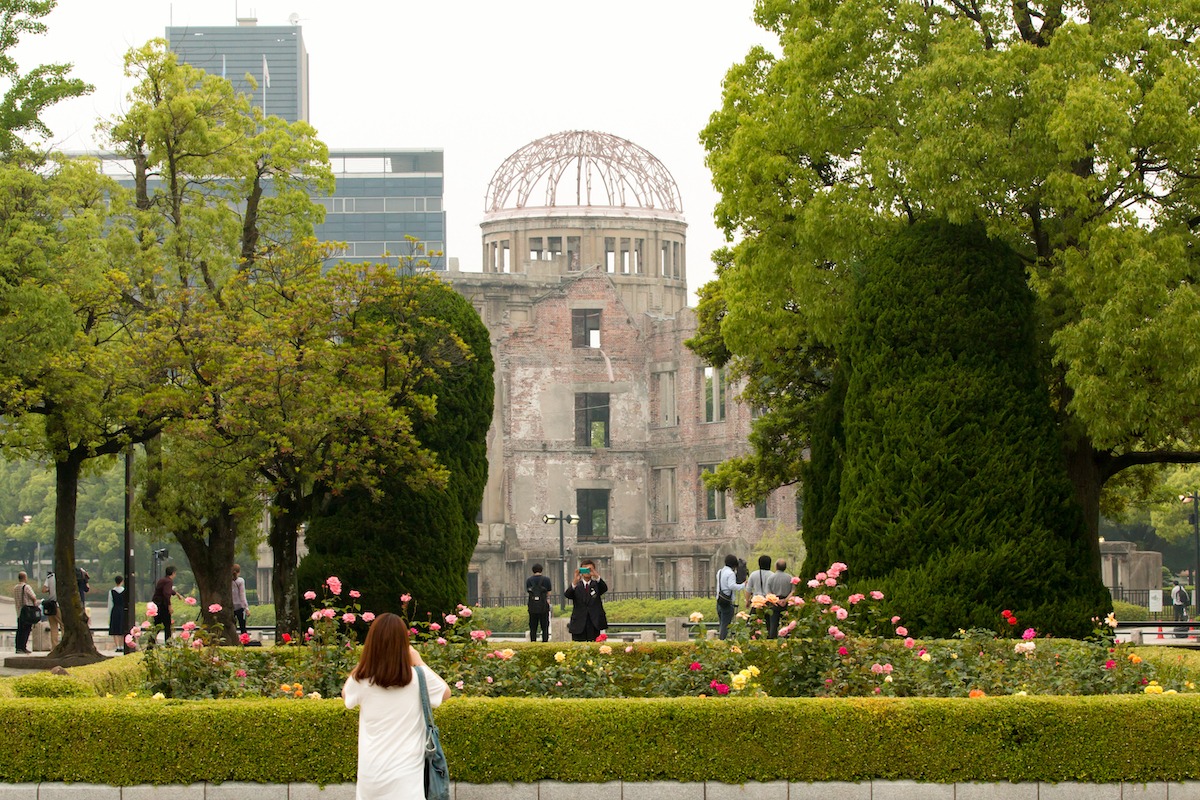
526, 563, 552, 642
564, 559, 608, 641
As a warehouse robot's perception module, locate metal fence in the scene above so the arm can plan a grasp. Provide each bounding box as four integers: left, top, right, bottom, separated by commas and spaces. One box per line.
472, 589, 714, 608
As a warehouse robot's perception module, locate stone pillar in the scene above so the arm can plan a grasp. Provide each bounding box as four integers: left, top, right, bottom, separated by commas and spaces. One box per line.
666, 617, 687, 642
638, 629, 657, 643
550, 616, 569, 642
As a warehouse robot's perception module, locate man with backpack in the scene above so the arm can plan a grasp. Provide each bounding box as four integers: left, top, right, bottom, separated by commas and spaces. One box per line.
1172, 580, 1191, 622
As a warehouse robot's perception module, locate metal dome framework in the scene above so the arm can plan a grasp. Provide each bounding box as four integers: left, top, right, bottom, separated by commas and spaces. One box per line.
485, 130, 683, 214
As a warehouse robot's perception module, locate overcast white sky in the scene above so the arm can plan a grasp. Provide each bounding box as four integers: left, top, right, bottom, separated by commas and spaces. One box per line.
16, 0, 774, 301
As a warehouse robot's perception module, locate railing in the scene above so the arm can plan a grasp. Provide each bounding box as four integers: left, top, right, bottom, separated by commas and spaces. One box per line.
473, 590, 714, 607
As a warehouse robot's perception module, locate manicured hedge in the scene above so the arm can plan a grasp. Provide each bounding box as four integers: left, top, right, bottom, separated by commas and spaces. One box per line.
3, 695, 1200, 784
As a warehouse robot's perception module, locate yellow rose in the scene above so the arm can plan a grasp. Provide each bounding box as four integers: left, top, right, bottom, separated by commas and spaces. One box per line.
689, 611, 704, 623
599, 645, 612, 655
747, 665, 760, 677
554, 651, 566, 663
730, 646, 742, 654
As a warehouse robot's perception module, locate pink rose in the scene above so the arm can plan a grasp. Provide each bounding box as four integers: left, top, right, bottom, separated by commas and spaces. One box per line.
625, 646, 633, 653
430, 622, 441, 632
401, 593, 412, 603
690, 661, 702, 671
1022, 628, 1037, 641
182, 621, 197, 632
349, 590, 360, 599
870, 590, 885, 600
828, 625, 842, 637
837, 646, 849, 656
303, 591, 317, 601
208, 603, 222, 613
145, 602, 158, 617
825, 578, 838, 587
445, 614, 458, 625
807, 579, 821, 588
455, 680, 464, 689
816, 594, 832, 605
848, 593, 865, 604
790, 576, 801, 585
460, 608, 472, 618
815, 572, 827, 581
896, 626, 908, 637
904, 637, 915, 648
871, 663, 884, 674
486, 676, 493, 684
470, 630, 488, 641
883, 663, 893, 673
236, 669, 247, 678
835, 607, 848, 620
437, 637, 447, 645
184, 597, 197, 606
342, 613, 356, 624
326, 577, 342, 595
891, 615, 901, 623
1104, 659, 1116, 670
239, 633, 251, 645
362, 612, 376, 622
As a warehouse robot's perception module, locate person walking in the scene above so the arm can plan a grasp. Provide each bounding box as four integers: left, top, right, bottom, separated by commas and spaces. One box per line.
232, 564, 249, 635
716, 554, 746, 640
107, 576, 127, 652
525, 563, 552, 642
41, 571, 60, 650
151, 566, 184, 640
343, 612, 450, 800
13, 572, 39, 654
765, 559, 795, 639
1172, 580, 1190, 622
564, 559, 608, 642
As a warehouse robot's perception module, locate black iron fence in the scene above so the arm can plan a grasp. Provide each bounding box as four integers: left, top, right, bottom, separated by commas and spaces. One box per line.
472, 589, 713, 608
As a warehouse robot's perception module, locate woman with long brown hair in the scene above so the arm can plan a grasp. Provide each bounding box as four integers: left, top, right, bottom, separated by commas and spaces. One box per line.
343, 612, 451, 799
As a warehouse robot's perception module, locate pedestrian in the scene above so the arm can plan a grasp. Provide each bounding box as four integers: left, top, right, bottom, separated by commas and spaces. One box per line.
1172, 580, 1190, 622
765, 559, 794, 639
525, 563, 552, 642
151, 566, 184, 640
107, 576, 127, 652
746, 554, 772, 606
564, 559, 608, 641
343, 612, 450, 800
41, 571, 60, 650
75, 566, 90, 612
13, 571, 39, 654
716, 553, 746, 640
232, 564, 249, 634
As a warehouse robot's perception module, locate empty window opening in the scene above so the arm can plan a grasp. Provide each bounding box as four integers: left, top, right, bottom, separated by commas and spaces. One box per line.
529, 237, 544, 261
577, 489, 610, 541
575, 393, 610, 448
701, 465, 726, 521
634, 238, 644, 274
548, 236, 563, 261
704, 366, 726, 423
620, 238, 631, 273
567, 236, 581, 270
605, 237, 616, 272
572, 309, 601, 348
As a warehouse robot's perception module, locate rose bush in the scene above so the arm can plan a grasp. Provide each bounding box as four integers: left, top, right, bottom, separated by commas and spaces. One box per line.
133, 567, 1196, 701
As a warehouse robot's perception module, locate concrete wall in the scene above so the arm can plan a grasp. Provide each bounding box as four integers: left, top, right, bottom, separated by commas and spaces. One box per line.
4, 781, 1197, 799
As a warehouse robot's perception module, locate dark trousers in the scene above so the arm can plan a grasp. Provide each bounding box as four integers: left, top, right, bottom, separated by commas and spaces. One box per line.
1175, 604, 1187, 622
15, 613, 33, 652
528, 608, 549, 642
155, 608, 174, 640
717, 601, 735, 640
234, 608, 248, 634
571, 620, 601, 642
766, 607, 783, 639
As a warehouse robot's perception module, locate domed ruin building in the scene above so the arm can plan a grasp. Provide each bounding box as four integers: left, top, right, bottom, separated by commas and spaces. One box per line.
446, 131, 799, 605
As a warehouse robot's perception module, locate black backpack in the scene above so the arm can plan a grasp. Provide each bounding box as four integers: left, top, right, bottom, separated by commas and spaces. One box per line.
735, 558, 748, 583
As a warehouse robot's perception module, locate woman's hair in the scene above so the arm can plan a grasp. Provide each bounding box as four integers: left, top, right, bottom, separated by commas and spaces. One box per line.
351, 612, 413, 688
758, 554, 772, 570
724, 554, 738, 568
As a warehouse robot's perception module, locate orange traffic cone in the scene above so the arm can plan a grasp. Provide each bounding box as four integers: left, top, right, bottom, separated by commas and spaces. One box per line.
1157, 625, 1165, 639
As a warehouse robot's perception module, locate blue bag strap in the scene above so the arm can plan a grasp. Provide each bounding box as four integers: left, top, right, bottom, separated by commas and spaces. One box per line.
416, 666, 433, 727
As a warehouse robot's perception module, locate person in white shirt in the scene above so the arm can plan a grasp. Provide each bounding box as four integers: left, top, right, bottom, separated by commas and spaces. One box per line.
716, 554, 747, 640
343, 613, 450, 800
231, 564, 249, 634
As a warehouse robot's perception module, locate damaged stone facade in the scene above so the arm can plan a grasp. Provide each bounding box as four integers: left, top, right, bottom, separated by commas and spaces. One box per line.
445, 132, 799, 603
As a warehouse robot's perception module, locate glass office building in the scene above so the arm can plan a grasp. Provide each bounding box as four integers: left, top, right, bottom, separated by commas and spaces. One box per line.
168, 20, 446, 269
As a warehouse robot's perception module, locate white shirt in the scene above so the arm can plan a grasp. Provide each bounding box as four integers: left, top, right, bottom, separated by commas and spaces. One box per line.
343, 665, 449, 800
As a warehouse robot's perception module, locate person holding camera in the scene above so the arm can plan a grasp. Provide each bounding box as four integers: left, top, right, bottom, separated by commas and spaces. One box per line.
564, 559, 607, 642
525, 563, 552, 642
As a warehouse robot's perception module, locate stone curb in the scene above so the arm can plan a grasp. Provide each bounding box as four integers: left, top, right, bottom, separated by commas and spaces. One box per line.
1, 781, 1197, 799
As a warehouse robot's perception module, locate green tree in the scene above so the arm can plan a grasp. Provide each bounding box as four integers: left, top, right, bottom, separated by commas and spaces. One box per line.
299, 274, 494, 622
0, 0, 91, 156
698, 0, 1200, 579
831, 220, 1109, 636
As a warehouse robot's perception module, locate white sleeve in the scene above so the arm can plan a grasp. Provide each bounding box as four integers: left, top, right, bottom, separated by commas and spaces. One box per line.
419, 665, 449, 709
343, 675, 361, 709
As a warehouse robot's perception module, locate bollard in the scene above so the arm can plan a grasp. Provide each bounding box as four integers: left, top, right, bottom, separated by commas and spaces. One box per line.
550, 616, 569, 642
639, 629, 657, 643
665, 617, 687, 642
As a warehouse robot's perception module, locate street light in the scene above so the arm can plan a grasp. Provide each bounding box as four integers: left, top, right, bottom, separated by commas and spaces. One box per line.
1184, 492, 1200, 617
542, 511, 579, 611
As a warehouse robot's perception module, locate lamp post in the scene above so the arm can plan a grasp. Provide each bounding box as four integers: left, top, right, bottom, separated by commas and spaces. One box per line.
1187, 491, 1200, 617
542, 511, 579, 612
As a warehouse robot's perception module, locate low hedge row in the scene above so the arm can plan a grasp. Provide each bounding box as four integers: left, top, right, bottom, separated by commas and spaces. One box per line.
2, 694, 1200, 784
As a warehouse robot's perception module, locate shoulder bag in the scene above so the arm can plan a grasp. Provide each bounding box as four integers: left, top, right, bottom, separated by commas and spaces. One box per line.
416, 667, 450, 800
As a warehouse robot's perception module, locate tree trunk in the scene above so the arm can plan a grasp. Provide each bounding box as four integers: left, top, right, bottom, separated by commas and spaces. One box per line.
1063, 432, 1104, 579
49, 451, 100, 659
173, 506, 239, 644
269, 498, 301, 642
